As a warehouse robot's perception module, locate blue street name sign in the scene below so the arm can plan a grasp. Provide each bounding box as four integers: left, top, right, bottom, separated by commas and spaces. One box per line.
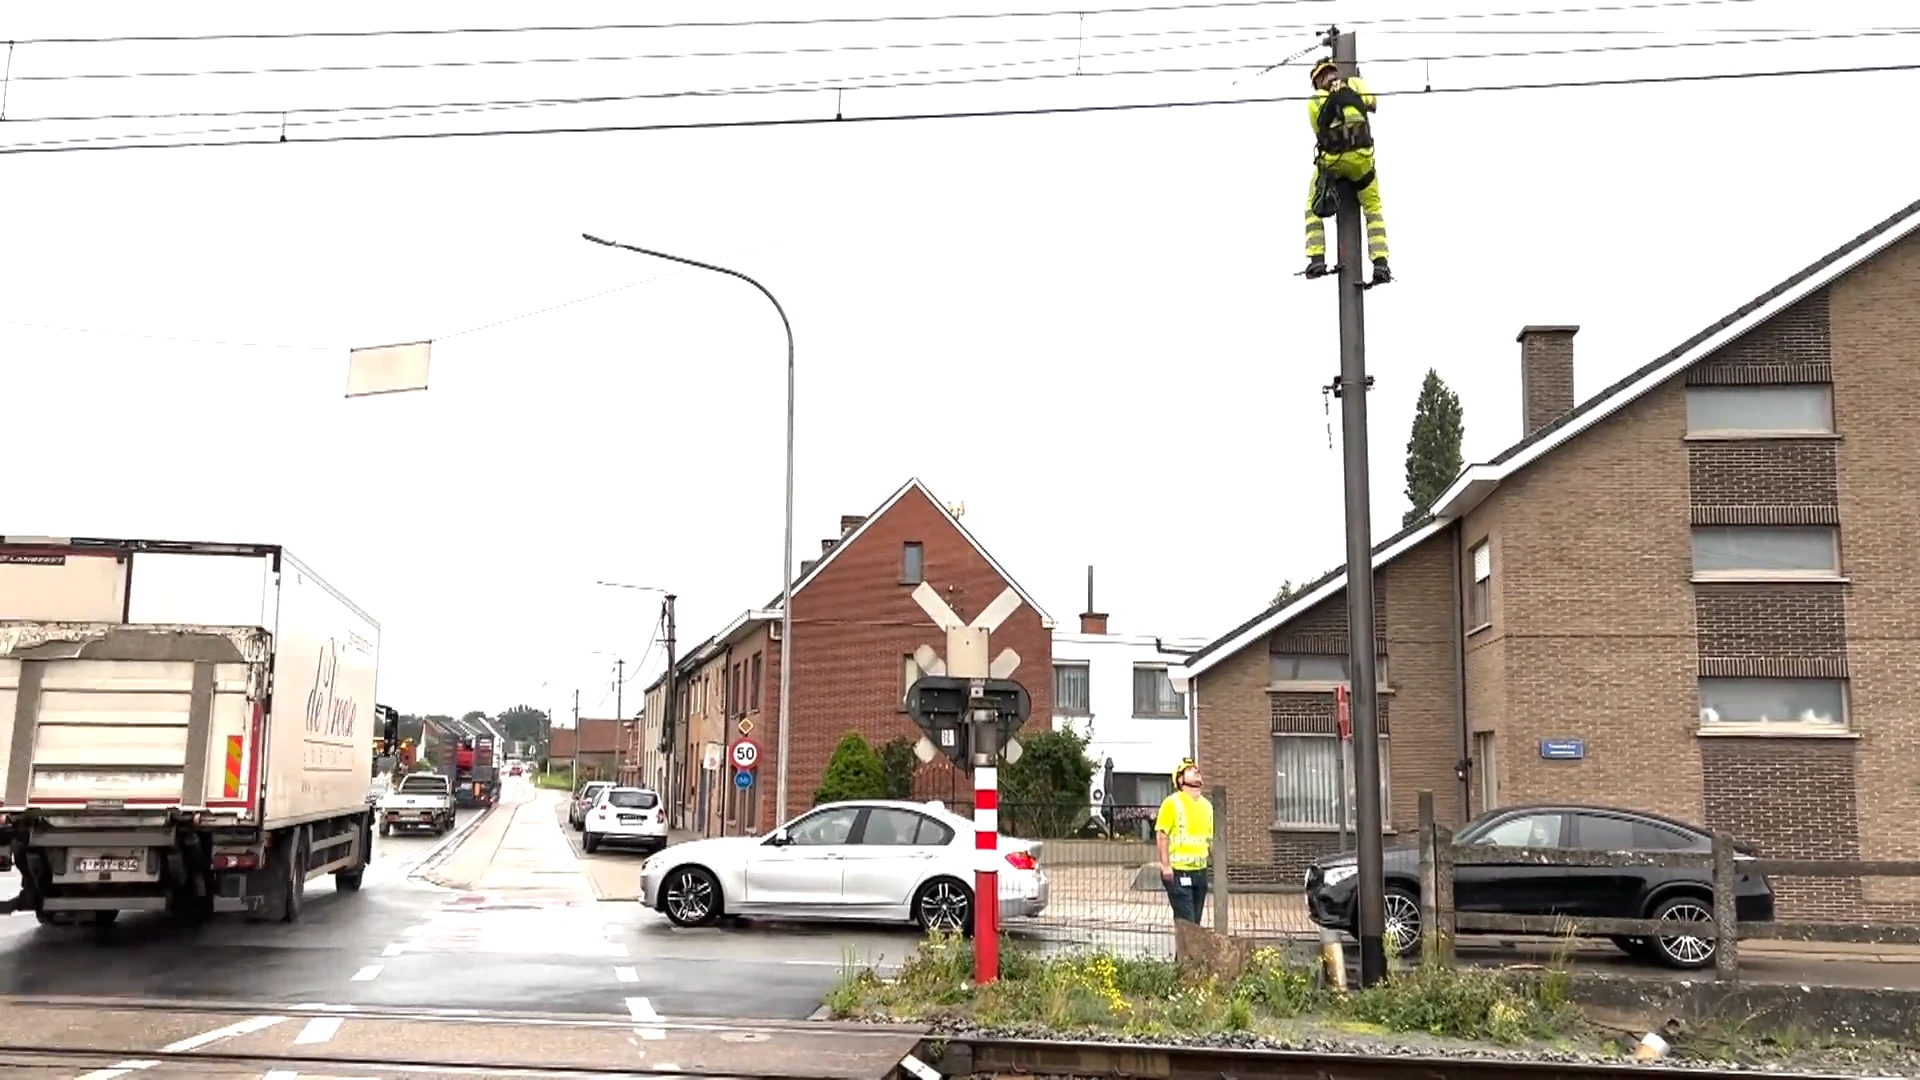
733, 769, 754, 789
1540, 738, 1585, 760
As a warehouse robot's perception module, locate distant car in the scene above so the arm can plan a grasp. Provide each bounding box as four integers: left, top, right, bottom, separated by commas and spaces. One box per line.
570, 781, 614, 830
583, 787, 669, 855
639, 799, 1049, 932
508, 763, 525, 777
1303, 803, 1776, 969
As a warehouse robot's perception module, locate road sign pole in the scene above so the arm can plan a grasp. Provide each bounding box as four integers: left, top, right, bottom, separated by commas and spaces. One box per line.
939, 620, 998, 983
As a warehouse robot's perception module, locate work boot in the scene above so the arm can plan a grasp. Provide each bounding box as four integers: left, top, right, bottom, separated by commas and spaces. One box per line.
1304, 256, 1330, 279
1370, 259, 1392, 286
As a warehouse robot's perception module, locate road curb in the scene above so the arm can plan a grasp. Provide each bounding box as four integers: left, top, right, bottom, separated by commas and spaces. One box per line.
408, 800, 503, 888
807, 1004, 833, 1021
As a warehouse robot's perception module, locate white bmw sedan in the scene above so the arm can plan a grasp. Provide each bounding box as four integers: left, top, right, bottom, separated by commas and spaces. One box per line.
639, 799, 1049, 932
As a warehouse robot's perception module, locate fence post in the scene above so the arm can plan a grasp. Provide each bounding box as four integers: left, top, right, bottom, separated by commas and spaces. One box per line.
1711, 830, 1739, 982
1211, 784, 1230, 934
1418, 790, 1437, 958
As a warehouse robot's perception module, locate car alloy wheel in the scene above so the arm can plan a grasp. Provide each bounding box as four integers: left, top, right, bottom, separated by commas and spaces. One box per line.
664, 867, 719, 927
1382, 886, 1422, 957
1652, 897, 1717, 968
916, 878, 972, 934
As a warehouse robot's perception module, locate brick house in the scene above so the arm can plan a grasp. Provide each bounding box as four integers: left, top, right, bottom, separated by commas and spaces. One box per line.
1177, 198, 1920, 918
553, 717, 624, 783
643, 615, 774, 835
646, 478, 1054, 833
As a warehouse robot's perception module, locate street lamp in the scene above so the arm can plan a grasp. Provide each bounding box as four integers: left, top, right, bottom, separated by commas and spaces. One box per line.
582, 233, 797, 823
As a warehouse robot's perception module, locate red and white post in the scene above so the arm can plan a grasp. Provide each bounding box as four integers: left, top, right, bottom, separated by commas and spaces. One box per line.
973, 757, 999, 982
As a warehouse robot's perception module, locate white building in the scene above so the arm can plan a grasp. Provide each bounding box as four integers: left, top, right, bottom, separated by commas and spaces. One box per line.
1050, 576, 1209, 836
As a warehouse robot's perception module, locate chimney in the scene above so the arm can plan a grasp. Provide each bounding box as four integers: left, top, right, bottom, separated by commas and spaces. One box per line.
799, 558, 817, 578
1078, 565, 1109, 635
839, 515, 866, 536
1517, 325, 1578, 437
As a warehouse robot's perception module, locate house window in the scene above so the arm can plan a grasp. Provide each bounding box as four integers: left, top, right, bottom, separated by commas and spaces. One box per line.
1054, 663, 1091, 716
1699, 677, 1846, 730
1468, 540, 1491, 629
901, 542, 924, 584
1274, 734, 1390, 829
1686, 384, 1834, 436
1270, 653, 1391, 684
901, 654, 923, 709
749, 653, 764, 712
1692, 525, 1839, 578
731, 663, 744, 718
1131, 665, 1186, 719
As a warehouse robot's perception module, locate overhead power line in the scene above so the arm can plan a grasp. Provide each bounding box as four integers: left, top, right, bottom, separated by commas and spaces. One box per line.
1, 59, 1911, 157
3, 0, 1757, 47
5, 26, 1908, 134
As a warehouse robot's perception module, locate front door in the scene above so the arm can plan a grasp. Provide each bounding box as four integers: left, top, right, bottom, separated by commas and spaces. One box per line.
838, 807, 951, 909
741, 806, 862, 909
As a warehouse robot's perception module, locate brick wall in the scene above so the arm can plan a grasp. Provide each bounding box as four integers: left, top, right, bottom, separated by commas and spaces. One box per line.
754, 484, 1053, 826
1701, 738, 1863, 919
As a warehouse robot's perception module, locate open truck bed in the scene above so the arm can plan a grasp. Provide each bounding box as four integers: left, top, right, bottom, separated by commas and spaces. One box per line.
0, 537, 377, 925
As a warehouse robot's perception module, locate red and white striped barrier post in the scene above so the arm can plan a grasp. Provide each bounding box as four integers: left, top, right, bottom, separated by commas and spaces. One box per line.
974, 760, 998, 982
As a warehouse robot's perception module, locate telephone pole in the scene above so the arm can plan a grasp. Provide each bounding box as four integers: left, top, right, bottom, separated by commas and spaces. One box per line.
614, 658, 626, 784
662, 594, 678, 823
1329, 26, 1388, 988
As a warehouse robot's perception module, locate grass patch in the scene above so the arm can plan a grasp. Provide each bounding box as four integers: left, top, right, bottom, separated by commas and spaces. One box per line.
826, 935, 1582, 1047
534, 771, 576, 790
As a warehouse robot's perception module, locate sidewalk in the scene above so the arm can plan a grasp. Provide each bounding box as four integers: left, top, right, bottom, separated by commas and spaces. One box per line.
421, 789, 595, 902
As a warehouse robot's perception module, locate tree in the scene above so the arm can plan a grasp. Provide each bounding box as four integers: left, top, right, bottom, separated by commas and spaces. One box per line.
998, 727, 1097, 839
814, 732, 887, 805
1403, 367, 1465, 527
878, 737, 918, 800
496, 705, 550, 750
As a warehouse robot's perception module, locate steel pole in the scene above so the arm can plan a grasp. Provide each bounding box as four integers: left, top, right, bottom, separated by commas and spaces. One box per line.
581, 233, 797, 823
1330, 29, 1388, 988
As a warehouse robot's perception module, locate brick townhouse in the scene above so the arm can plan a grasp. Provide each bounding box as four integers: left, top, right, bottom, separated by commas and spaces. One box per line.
644, 478, 1054, 834
1178, 197, 1920, 919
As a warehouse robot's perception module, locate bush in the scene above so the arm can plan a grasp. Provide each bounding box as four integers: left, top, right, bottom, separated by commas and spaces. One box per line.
814, 731, 887, 805
879, 737, 918, 800
999, 727, 1097, 838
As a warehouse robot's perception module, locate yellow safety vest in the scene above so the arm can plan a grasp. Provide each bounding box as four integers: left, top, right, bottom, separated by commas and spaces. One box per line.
1161, 792, 1214, 871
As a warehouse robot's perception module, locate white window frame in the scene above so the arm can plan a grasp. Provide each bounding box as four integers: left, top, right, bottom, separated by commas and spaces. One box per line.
1131, 664, 1187, 720
1690, 525, 1841, 581
1053, 662, 1091, 717
1698, 676, 1850, 737
1468, 540, 1492, 631
1268, 652, 1392, 690
1684, 384, 1835, 438
1272, 733, 1391, 831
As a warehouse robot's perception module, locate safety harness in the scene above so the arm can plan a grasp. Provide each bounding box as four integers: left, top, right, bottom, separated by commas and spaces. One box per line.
1314, 83, 1374, 154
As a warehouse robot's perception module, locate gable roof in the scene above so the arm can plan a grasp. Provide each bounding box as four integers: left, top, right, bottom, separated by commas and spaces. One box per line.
1181, 194, 1920, 681
765, 477, 1054, 628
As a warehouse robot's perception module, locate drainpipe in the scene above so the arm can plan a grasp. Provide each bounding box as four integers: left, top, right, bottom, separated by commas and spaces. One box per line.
1449, 522, 1471, 821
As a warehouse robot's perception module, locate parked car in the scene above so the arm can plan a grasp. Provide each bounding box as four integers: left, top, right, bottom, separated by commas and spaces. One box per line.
639, 799, 1049, 932
582, 787, 669, 855
508, 763, 524, 777
570, 780, 614, 830
1303, 803, 1775, 970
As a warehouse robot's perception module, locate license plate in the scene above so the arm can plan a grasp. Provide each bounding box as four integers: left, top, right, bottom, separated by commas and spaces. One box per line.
619, 814, 644, 824
76, 857, 140, 874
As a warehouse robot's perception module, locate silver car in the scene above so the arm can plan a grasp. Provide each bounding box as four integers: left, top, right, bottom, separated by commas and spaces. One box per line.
569, 780, 613, 831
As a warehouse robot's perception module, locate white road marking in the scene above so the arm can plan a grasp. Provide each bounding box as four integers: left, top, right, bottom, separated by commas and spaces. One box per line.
294, 1016, 343, 1044
162, 1015, 287, 1052
350, 964, 384, 981
614, 966, 638, 983
381, 943, 406, 957
901, 1052, 943, 1080
73, 1063, 158, 1080
625, 996, 665, 1041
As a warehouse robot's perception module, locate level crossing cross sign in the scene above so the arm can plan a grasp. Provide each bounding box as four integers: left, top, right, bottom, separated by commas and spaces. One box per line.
903, 583, 1030, 770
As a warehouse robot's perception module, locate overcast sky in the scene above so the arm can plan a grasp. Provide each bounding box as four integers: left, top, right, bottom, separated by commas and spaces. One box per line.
4, 0, 1912, 718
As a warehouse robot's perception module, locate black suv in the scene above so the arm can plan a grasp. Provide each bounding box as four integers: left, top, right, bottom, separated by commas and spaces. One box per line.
1303, 804, 1776, 969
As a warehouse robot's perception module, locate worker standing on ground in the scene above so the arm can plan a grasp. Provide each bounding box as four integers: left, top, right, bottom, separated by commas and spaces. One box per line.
1155, 759, 1215, 925
1302, 56, 1391, 287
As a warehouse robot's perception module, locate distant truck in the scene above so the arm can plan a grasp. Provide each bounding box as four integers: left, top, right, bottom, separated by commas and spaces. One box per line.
0, 537, 378, 926
444, 735, 499, 810
378, 773, 454, 835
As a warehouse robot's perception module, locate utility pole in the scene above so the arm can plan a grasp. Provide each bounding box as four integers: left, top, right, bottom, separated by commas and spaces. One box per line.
1329, 26, 1388, 988
614, 658, 625, 784
663, 595, 678, 824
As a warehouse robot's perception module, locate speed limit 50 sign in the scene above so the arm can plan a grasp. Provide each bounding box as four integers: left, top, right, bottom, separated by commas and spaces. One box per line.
730, 738, 760, 771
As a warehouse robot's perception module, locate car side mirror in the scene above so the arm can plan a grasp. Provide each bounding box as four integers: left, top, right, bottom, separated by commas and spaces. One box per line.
764, 828, 790, 846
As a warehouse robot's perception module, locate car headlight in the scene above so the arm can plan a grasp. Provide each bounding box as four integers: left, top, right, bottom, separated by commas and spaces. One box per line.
1321, 865, 1357, 887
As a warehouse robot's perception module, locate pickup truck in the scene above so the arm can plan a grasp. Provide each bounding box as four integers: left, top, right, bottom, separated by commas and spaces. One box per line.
378, 774, 455, 836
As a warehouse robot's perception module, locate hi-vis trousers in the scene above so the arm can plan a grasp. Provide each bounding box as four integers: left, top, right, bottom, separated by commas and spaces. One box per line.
1304, 148, 1389, 263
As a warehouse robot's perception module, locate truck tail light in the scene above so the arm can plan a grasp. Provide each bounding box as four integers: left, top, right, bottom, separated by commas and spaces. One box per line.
211, 852, 260, 870
1004, 852, 1037, 871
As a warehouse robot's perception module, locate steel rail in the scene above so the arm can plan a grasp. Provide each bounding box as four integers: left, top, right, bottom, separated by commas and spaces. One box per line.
933, 1033, 1873, 1080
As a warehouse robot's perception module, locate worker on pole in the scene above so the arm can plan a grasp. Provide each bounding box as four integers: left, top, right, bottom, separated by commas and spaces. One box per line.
1302, 56, 1391, 287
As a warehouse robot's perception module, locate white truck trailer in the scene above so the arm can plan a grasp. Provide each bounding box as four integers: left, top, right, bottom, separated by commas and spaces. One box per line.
0, 537, 378, 925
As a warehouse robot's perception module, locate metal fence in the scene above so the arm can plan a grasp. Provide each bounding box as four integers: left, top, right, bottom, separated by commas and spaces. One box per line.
996, 787, 1317, 957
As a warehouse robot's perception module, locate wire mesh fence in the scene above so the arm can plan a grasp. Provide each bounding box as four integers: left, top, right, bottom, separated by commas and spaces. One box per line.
994, 790, 1321, 957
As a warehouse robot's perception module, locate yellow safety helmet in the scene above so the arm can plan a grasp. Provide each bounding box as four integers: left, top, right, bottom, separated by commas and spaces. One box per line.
1310, 59, 1340, 86
1171, 758, 1199, 787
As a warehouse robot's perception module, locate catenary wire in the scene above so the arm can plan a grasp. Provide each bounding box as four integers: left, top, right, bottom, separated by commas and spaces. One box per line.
4, 25, 1906, 135
1, 59, 1910, 157
2, 0, 1759, 47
